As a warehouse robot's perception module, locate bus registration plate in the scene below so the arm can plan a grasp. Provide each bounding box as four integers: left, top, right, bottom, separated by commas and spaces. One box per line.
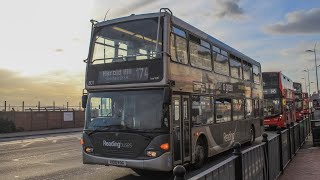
108, 160, 126, 166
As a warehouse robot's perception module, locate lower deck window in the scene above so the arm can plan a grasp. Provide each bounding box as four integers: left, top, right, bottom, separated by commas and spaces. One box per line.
216, 98, 231, 123
191, 96, 214, 125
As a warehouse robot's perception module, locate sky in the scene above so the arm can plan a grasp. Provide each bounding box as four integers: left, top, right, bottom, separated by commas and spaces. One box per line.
0, 0, 320, 108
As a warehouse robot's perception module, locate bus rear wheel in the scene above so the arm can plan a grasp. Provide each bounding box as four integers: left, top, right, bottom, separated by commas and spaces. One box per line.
249, 126, 255, 145
194, 139, 207, 169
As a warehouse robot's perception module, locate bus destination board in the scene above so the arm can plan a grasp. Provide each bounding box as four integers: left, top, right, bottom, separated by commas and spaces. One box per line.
97, 67, 149, 84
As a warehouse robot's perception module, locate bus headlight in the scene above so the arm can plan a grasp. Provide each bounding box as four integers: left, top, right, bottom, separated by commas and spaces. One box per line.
146, 151, 157, 157
85, 147, 94, 153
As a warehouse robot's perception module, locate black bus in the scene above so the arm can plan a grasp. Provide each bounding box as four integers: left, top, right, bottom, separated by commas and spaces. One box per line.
81, 9, 263, 173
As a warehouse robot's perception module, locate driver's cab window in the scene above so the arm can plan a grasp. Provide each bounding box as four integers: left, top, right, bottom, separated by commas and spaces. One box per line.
90, 97, 112, 118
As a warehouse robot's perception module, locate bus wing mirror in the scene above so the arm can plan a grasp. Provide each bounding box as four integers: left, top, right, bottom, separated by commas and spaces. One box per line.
82, 95, 88, 109
164, 88, 172, 105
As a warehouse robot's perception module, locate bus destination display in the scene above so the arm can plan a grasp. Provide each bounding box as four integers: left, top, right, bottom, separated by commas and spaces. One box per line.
98, 67, 149, 84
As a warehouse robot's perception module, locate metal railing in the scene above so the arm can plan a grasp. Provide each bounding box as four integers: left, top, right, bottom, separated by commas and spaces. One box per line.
174, 116, 311, 180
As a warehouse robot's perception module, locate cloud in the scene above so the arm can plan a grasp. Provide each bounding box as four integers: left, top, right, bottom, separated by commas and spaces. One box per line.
0, 68, 84, 108
264, 8, 320, 35
214, 0, 245, 19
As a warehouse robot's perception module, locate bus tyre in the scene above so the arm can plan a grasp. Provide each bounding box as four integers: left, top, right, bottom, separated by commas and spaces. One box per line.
249, 126, 255, 145
194, 139, 207, 169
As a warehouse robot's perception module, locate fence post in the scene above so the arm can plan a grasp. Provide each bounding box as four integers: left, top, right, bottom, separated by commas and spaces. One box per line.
72, 108, 75, 128
173, 165, 186, 180
29, 108, 33, 131
45, 108, 48, 129
262, 133, 269, 180
277, 126, 284, 173
233, 142, 242, 180
22, 101, 24, 112
298, 122, 302, 147
286, 123, 292, 159
4, 101, 6, 112
291, 122, 296, 155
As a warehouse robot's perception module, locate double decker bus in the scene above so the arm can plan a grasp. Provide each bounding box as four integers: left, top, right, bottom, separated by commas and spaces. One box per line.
81, 9, 263, 173
294, 82, 303, 122
263, 72, 295, 128
302, 92, 310, 116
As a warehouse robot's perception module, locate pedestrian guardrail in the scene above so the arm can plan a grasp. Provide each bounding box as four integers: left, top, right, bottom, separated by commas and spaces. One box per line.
174, 116, 311, 180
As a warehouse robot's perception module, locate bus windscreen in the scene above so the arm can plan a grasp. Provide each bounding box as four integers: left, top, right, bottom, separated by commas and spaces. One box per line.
262, 73, 279, 87
91, 18, 162, 64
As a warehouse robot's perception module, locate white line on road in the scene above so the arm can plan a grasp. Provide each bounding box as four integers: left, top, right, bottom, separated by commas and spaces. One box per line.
0, 133, 81, 146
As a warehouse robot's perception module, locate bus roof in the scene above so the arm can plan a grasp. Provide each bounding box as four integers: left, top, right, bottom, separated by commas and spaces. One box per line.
94, 12, 260, 68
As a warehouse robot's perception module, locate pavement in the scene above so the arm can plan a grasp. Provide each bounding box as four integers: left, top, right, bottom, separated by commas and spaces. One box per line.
279, 136, 320, 180
0, 128, 83, 140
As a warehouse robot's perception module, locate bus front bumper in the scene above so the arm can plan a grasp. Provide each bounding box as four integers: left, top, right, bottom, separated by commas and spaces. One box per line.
82, 151, 173, 172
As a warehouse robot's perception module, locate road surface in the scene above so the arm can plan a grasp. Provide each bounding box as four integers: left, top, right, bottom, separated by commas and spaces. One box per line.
0, 131, 267, 180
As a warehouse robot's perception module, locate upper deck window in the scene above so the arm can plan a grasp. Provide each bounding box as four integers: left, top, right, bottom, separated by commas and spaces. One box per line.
171, 26, 188, 64
253, 65, 261, 84
91, 18, 163, 64
263, 73, 279, 87
214, 53, 229, 76
212, 45, 220, 53
243, 61, 252, 81
230, 55, 242, 79
172, 27, 187, 38
221, 50, 228, 57
189, 35, 212, 70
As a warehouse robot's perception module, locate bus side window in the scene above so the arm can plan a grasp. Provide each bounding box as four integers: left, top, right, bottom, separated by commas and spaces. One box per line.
232, 99, 244, 120
253, 65, 260, 84
191, 96, 213, 125
215, 98, 231, 123
253, 99, 259, 118
245, 99, 253, 118
170, 26, 188, 64
229, 56, 242, 79
189, 36, 212, 71
214, 54, 230, 76
243, 61, 252, 81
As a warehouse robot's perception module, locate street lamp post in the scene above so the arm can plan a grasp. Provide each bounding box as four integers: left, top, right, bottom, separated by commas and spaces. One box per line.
301, 78, 307, 92
304, 69, 311, 96
306, 42, 318, 93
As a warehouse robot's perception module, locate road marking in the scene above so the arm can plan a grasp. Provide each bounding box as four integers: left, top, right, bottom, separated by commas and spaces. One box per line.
21, 142, 33, 147
0, 134, 81, 146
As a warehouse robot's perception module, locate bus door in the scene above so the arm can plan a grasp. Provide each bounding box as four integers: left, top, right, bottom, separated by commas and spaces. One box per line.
286, 101, 293, 123
172, 95, 191, 165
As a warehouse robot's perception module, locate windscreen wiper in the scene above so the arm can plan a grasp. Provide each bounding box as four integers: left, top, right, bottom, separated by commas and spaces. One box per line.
87, 126, 110, 136
87, 125, 127, 136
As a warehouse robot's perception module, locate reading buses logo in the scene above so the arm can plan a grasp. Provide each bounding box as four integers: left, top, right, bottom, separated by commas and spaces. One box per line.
223, 132, 235, 142
103, 140, 133, 149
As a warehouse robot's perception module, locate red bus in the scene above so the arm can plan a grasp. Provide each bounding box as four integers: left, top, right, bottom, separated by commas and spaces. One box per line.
293, 82, 303, 122
302, 92, 310, 116
263, 72, 295, 128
